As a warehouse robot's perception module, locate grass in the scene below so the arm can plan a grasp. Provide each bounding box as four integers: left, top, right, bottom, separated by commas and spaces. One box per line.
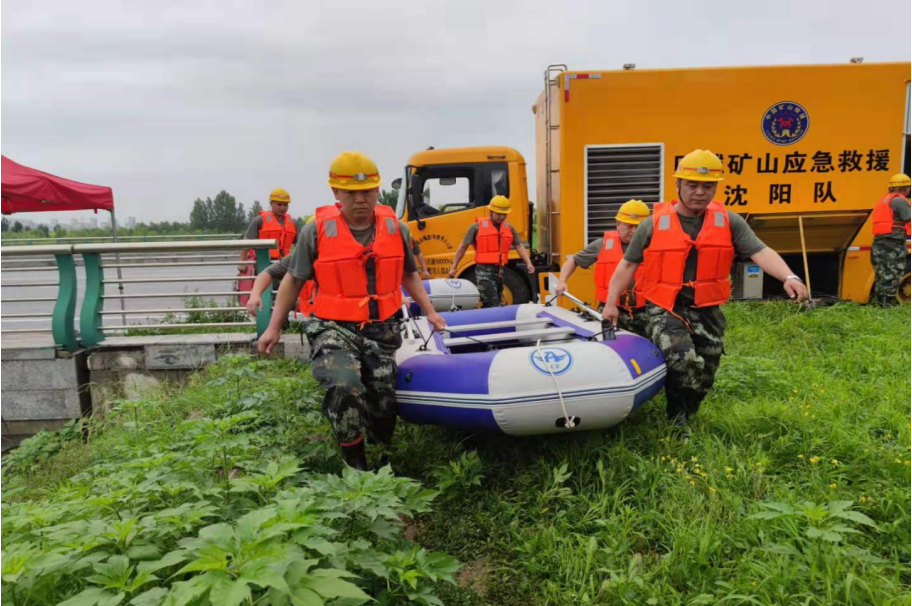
2, 301, 909, 605
388, 301, 911, 605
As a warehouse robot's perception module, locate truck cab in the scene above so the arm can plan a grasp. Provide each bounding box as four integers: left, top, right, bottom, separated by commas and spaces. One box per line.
392, 146, 538, 303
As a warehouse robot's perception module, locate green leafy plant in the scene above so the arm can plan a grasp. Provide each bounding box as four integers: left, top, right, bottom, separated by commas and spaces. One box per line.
1, 355, 460, 605
432, 451, 486, 496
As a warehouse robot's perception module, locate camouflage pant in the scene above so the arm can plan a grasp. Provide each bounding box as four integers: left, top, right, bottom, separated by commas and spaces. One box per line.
596, 303, 650, 339
305, 317, 402, 445
871, 238, 907, 306
645, 303, 726, 419
476, 264, 504, 308
617, 307, 650, 338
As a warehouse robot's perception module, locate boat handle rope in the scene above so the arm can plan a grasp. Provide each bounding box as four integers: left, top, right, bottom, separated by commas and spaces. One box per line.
588, 323, 617, 342
536, 338, 576, 429
400, 304, 422, 340
544, 290, 602, 323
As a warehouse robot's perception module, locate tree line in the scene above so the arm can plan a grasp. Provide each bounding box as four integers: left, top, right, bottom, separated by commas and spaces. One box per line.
1, 188, 399, 240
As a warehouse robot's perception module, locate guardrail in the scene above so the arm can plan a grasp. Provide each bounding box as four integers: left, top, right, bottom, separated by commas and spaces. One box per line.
0, 245, 80, 350
1, 240, 276, 351
1, 233, 242, 246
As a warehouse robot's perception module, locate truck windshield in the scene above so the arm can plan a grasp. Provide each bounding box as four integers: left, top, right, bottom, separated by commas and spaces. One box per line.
395, 167, 409, 219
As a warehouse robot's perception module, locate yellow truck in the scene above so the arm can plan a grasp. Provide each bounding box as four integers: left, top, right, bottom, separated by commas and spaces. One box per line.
393, 61, 911, 306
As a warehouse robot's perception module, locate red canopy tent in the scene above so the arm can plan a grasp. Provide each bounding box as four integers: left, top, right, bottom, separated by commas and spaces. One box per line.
2, 155, 115, 215
2, 155, 126, 315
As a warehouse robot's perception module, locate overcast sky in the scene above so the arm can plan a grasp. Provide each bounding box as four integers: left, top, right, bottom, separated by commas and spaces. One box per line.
2, 0, 910, 225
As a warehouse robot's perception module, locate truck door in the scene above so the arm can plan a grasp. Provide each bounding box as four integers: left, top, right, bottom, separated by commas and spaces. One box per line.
406, 162, 510, 277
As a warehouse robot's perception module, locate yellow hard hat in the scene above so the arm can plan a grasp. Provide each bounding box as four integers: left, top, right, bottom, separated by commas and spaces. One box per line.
327, 151, 382, 190
305, 215, 316, 224
488, 195, 512, 214
269, 188, 291, 203
888, 173, 911, 188
674, 149, 724, 182
616, 200, 651, 225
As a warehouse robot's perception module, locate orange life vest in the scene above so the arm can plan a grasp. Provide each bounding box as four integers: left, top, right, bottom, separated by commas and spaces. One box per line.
474, 218, 513, 265
313, 204, 404, 322
298, 280, 316, 317
872, 193, 911, 237
594, 231, 646, 308
259, 211, 297, 259
642, 201, 735, 310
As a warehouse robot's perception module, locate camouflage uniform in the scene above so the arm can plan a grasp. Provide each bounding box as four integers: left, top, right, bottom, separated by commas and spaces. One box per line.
304, 316, 402, 448
645, 303, 726, 419
476, 264, 504, 308
617, 307, 650, 338
871, 239, 907, 306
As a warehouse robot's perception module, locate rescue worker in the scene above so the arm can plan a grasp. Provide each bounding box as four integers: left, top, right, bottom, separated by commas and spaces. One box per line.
238, 188, 299, 292
411, 237, 432, 280
246, 219, 317, 318
870, 173, 911, 306
553, 200, 651, 337
447, 196, 535, 307
258, 152, 445, 471
603, 150, 809, 428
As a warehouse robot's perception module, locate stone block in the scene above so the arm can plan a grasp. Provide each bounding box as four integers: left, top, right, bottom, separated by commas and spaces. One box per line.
87, 350, 144, 371
0, 389, 83, 421
145, 344, 216, 370
123, 373, 162, 399
1, 346, 57, 361
1, 359, 79, 391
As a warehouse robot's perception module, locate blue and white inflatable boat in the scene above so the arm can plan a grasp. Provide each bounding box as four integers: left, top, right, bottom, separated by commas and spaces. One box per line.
404, 278, 480, 314
396, 299, 666, 436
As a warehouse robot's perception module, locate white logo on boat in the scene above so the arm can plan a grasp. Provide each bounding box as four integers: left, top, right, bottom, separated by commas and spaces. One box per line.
445, 279, 463, 289
530, 347, 573, 376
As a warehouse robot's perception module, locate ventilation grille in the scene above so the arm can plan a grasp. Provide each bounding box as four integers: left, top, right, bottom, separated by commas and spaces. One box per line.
586, 145, 663, 241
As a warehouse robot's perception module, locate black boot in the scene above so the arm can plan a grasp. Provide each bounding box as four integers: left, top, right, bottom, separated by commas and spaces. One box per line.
341, 439, 368, 471
685, 394, 703, 418
666, 393, 687, 423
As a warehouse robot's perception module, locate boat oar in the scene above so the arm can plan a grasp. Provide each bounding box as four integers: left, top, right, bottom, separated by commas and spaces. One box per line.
549, 291, 616, 341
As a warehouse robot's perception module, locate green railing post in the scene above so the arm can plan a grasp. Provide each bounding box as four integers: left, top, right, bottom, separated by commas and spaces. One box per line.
80, 252, 106, 347
52, 253, 79, 352
255, 247, 273, 337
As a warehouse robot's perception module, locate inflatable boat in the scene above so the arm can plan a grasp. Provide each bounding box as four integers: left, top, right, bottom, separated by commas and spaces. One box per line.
395, 296, 666, 436
405, 278, 480, 313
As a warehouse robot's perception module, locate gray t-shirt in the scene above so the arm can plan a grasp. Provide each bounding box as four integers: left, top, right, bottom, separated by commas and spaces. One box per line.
286, 219, 418, 283
462, 221, 521, 247
265, 254, 293, 280
875, 195, 911, 242
572, 237, 629, 269
243, 214, 300, 245
624, 209, 766, 303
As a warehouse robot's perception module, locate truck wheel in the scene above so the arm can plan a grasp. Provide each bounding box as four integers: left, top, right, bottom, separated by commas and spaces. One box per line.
898, 257, 911, 304
458, 266, 532, 306
502, 267, 532, 305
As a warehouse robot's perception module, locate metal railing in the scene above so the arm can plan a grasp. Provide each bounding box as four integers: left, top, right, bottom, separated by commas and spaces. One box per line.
1, 233, 242, 246
1, 245, 79, 349
1, 239, 277, 351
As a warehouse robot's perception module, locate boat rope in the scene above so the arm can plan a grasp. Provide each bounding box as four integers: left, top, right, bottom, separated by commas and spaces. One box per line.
588, 321, 617, 342
536, 338, 575, 429
449, 280, 459, 312
400, 303, 421, 339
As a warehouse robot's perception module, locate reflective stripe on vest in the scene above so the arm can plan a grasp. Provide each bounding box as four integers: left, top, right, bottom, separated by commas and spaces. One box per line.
641, 201, 735, 310
474, 218, 513, 265
258, 211, 297, 259
594, 231, 646, 307
872, 193, 911, 237
312, 204, 404, 322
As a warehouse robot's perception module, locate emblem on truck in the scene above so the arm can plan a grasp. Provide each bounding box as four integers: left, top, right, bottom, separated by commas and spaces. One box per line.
762, 101, 809, 146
